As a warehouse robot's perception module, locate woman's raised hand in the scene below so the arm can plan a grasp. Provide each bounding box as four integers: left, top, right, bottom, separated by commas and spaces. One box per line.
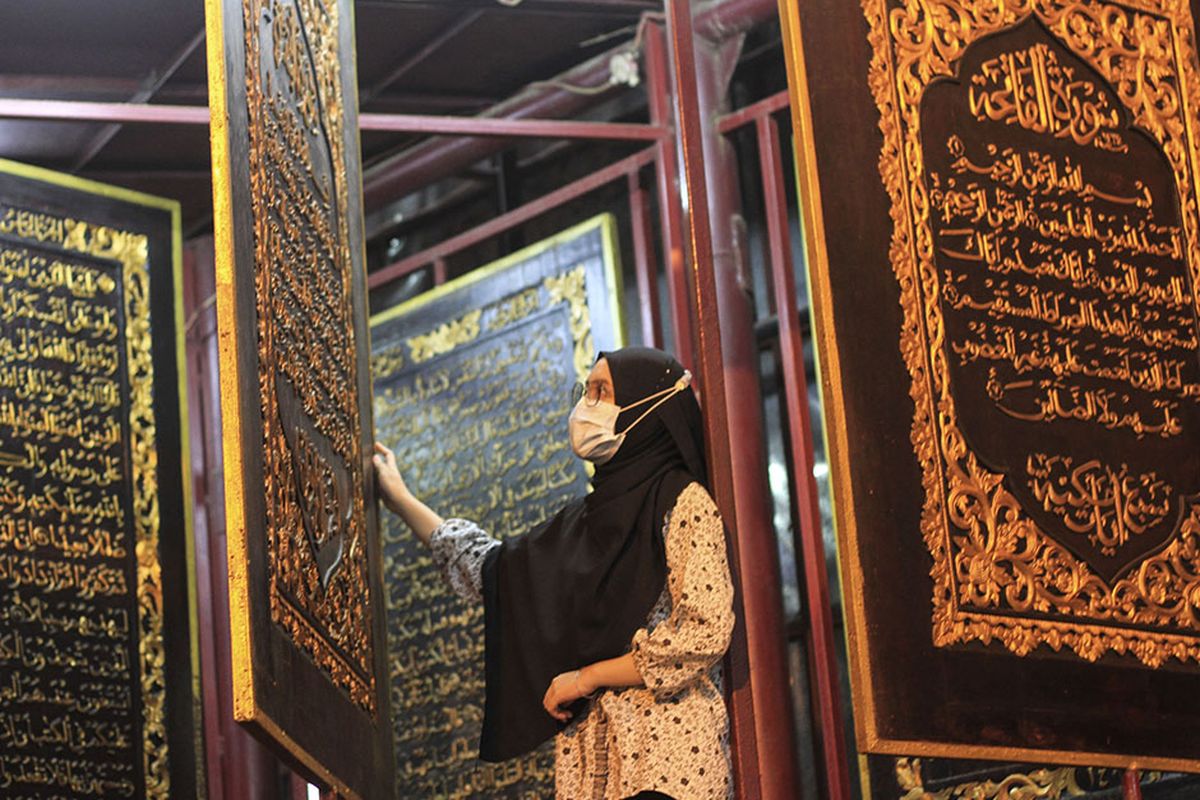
373, 441, 443, 546
372, 441, 410, 514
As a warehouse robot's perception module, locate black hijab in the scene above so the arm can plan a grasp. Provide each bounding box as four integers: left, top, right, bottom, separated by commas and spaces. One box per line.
478, 346, 707, 761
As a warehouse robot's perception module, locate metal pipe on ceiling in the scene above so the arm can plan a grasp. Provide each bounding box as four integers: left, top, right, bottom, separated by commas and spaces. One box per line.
359, 0, 778, 211
694, 0, 780, 41
361, 38, 635, 209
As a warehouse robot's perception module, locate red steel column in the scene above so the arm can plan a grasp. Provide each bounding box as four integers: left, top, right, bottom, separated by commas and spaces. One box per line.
1123, 770, 1143, 800
758, 114, 852, 800
628, 171, 664, 347
644, 20, 694, 369
664, 2, 800, 798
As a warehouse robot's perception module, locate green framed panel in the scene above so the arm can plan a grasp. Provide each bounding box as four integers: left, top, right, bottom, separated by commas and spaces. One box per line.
371, 213, 625, 798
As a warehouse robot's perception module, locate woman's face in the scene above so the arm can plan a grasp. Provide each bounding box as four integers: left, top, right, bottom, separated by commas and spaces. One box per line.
586, 358, 615, 405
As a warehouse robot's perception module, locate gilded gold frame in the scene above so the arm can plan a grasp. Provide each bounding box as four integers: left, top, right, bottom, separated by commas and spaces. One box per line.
0, 158, 198, 798
779, 0, 1200, 773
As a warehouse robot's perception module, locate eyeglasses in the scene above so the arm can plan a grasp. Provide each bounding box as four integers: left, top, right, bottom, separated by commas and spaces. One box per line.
570, 380, 612, 407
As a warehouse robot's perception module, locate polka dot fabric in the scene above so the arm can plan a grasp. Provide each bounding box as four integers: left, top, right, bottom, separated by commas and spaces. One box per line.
429, 482, 734, 799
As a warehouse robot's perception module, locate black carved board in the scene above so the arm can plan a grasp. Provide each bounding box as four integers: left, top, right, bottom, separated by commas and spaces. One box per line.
204, 0, 394, 797
781, 0, 1200, 771
922, 17, 1200, 582
0, 159, 199, 798
370, 215, 624, 798
863, 753, 1200, 799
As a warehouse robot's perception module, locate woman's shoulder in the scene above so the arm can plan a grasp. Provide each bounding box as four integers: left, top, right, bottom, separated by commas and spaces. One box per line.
671, 479, 720, 519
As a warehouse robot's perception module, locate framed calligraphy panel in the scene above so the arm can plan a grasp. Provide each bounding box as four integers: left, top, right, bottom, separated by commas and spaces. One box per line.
780, 0, 1200, 770
204, 0, 393, 796
370, 214, 624, 799
0, 159, 201, 798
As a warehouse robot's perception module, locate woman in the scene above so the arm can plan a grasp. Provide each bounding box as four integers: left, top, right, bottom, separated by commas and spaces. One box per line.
374, 346, 734, 800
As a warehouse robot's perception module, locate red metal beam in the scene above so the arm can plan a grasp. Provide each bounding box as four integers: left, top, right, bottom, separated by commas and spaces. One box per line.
1124, 770, 1143, 800
367, 146, 656, 289
362, 38, 635, 208
717, 89, 790, 134
358, 0, 660, 13
671, 2, 806, 798
0, 98, 210, 125
665, 2, 779, 799
359, 113, 666, 140
757, 114, 852, 800
0, 97, 665, 142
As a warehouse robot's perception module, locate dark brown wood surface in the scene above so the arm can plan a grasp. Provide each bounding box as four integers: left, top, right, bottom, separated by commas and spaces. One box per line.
204, 0, 393, 796
783, 0, 1200, 771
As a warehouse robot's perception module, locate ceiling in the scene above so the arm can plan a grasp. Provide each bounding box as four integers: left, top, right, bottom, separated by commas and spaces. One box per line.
0, 0, 660, 235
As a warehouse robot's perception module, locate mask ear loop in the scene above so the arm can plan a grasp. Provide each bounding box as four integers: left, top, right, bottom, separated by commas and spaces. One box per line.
615, 371, 692, 436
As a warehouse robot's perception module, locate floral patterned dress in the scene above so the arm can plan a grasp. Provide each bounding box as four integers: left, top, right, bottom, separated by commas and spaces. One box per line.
429, 481, 735, 800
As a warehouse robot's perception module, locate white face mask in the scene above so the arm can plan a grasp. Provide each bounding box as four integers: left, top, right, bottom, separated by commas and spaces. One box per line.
568, 371, 692, 464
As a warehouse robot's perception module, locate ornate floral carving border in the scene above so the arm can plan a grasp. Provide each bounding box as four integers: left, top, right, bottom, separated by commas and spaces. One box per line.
243, 0, 375, 711
862, 0, 1200, 666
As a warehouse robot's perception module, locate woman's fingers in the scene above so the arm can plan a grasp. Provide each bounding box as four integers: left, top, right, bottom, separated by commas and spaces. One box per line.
373, 442, 401, 474
542, 675, 577, 722
372, 442, 411, 515
373, 441, 394, 465
542, 688, 565, 721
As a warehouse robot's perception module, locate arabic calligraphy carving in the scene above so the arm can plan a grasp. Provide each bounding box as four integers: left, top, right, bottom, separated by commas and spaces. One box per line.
0, 206, 167, 796
1026, 454, 1173, 556
374, 262, 598, 799
863, 0, 1200, 665
968, 43, 1127, 152
243, 0, 375, 711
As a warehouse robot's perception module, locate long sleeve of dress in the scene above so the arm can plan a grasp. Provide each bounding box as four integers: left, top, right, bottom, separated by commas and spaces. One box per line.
628, 482, 735, 699
428, 518, 500, 604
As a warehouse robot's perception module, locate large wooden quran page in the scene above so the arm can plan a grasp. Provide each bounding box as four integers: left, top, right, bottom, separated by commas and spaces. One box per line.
0, 160, 200, 798
204, 0, 393, 795
371, 215, 624, 798
781, 0, 1200, 770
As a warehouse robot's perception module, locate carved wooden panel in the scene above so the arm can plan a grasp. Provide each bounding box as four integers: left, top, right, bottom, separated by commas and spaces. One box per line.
371, 215, 624, 798
0, 160, 200, 798
781, 0, 1200, 770
204, 0, 393, 795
